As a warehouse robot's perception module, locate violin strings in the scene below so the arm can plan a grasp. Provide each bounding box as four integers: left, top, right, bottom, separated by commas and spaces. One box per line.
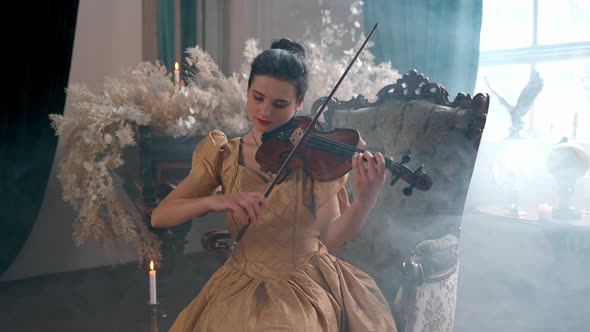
306, 134, 361, 154
302, 133, 418, 185
305, 134, 396, 168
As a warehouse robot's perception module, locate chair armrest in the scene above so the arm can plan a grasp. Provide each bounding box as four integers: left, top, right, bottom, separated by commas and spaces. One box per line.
201, 229, 233, 252
396, 234, 459, 332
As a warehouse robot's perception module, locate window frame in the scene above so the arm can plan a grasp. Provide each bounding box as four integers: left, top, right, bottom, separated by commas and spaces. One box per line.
479, 0, 590, 66
477, 0, 590, 141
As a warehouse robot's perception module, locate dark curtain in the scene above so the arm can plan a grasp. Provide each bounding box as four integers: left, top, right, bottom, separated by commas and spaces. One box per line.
181, 0, 197, 82
363, 0, 482, 97
0, 1, 79, 274
159, 0, 197, 77
157, 0, 175, 71
181, 0, 197, 56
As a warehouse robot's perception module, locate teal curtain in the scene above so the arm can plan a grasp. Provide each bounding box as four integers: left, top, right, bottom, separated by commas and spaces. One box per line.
363, 0, 482, 97
157, 0, 175, 71
181, 0, 197, 55
158, 0, 197, 77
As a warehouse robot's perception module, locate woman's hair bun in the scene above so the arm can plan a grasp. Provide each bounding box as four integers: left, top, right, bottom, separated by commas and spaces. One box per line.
270, 38, 305, 57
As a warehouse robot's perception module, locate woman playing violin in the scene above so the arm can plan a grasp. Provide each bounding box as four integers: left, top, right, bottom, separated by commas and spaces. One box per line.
151, 38, 397, 331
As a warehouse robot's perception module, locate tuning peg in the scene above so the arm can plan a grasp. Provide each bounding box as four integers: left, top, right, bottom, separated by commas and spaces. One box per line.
403, 185, 414, 196
390, 175, 400, 186
401, 154, 411, 164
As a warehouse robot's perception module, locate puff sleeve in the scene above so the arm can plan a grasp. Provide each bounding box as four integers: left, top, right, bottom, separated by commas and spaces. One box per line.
190, 130, 228, 197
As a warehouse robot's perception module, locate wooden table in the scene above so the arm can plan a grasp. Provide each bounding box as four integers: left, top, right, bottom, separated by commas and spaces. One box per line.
474, 204, 590, 255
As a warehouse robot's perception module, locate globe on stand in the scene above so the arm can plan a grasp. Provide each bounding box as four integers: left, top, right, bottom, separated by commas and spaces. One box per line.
546, 138, 590, 219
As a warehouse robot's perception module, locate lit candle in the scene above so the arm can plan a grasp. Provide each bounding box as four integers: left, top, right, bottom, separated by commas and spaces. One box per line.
537, 202, 552, 221
149, 260, 157, 304
174, 61, 180, 87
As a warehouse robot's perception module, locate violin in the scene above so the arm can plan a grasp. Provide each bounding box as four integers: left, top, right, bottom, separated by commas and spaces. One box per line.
256, 115, 433, 196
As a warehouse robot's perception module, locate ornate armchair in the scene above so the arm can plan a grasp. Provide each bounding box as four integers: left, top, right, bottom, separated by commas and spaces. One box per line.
313, 69, 488, 332
200, 69, 489, 332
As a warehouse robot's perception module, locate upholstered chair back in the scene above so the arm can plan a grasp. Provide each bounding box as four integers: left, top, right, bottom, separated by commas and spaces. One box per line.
311, 69, 489, 332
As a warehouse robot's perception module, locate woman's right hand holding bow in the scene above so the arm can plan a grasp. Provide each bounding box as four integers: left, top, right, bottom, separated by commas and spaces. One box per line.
209, 192, 269, 225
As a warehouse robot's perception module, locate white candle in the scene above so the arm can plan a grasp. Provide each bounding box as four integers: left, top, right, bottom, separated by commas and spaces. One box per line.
537, 202, 552, 221
174, 61, 180, 87
149, 260, 157, 304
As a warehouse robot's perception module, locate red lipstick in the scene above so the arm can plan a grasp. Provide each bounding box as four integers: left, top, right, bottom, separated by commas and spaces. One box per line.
256, 118, 271, 125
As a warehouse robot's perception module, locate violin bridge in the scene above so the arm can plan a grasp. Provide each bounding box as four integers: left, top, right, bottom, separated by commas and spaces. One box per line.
290, 128, 305, 146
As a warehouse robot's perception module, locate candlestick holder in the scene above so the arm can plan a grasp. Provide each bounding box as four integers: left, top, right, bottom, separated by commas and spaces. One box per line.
505, 202, 527, 217
505, 187, 527, 217
148, 302, 159, 332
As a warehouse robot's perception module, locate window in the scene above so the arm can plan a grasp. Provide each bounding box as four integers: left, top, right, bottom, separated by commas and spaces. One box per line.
477, 0, 590, 141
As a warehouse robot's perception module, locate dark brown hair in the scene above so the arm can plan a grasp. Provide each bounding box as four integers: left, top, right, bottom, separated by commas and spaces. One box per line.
247, 38, 309, 102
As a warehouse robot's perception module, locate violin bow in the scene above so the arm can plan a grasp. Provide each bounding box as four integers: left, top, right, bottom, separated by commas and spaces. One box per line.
236, 22, 380, 242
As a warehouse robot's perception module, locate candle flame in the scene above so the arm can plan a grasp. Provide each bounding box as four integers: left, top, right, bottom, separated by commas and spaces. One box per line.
149, 260, 155, 271
174, 62, 179, 71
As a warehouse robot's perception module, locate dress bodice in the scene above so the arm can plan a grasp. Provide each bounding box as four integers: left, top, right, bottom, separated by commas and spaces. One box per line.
191, 131, 350, 279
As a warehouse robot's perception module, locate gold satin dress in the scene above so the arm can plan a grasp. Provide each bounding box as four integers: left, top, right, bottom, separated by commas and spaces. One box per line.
169, 130, 397, 332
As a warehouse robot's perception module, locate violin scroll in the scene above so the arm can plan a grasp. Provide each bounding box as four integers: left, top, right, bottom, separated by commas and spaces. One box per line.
386, 154, 432, 196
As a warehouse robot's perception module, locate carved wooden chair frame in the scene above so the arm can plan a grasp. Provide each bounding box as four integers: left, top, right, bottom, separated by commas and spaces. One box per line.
311, 69, 488, 149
